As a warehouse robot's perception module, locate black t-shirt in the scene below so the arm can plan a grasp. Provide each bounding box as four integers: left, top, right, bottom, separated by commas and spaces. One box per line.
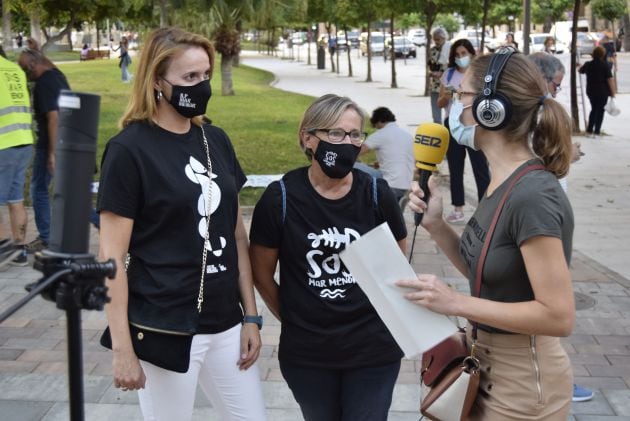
97, 121, 246, 334
579, 59, 612, 97
250, 167, 406, 368
33, 68, 70, 150
459, 160, 574, 333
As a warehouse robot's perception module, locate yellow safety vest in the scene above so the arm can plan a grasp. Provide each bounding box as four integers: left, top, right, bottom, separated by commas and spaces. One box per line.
0, 56, 33, 150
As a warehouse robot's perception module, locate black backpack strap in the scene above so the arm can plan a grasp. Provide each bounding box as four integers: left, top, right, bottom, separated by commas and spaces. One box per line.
279, 178, 286, 225
372, 176, 378, 208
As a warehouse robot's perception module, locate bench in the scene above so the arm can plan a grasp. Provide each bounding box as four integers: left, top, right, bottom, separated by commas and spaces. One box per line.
80, 49, 110, 61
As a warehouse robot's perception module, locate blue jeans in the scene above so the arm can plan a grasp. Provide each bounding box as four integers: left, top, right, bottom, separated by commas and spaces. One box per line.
0, 145, 33, 204
121, 63, 131, 82
31, 148, 52, 242
280, 359, 401, 421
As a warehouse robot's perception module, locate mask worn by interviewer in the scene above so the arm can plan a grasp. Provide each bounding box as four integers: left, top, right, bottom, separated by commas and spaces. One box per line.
314, 140, 360, 179
163, 79, 212, 118
449, 97, 478, 150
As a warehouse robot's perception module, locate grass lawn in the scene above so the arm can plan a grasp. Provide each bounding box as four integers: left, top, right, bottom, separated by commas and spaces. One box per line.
53, 58, 316, 205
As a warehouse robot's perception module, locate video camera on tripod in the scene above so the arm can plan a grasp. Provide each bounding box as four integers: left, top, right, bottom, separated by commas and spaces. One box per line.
0, 90, 116, 421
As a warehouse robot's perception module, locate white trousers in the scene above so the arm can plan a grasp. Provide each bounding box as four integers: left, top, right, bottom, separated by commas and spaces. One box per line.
138, 324, 266, 421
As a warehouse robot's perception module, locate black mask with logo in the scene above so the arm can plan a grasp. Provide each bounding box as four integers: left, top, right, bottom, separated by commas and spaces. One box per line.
313, 140, 360, 179
163, 79, 212, 118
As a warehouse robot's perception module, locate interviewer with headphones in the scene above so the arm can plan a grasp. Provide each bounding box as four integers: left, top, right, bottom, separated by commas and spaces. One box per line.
398, 48, 575, 419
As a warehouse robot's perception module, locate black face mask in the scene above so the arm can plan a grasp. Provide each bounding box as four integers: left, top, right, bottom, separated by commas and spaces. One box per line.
313, 140, 360, 179
163, 79, 212, 118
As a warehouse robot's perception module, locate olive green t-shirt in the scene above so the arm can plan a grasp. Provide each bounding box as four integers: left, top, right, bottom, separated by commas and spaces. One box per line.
459, 160, 574, 334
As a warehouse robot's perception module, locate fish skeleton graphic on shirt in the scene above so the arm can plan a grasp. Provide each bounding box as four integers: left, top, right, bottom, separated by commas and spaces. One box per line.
306, 226, 360, 300
184, 156, 227, 257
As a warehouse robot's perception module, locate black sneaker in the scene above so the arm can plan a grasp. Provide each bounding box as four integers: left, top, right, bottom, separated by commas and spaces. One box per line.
25, 237, 48, 254
9, 247, 28, 267
0, 239, 21, 270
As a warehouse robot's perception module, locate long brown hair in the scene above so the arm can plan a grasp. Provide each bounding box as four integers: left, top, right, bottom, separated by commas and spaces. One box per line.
469, 53, 572, 177
119, 27, 215, 128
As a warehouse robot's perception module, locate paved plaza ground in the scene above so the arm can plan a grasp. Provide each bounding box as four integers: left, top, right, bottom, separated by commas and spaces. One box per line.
1, 48, 630, 420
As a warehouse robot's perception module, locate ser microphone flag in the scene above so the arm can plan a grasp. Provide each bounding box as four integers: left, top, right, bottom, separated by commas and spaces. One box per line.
413, 123, 449, 226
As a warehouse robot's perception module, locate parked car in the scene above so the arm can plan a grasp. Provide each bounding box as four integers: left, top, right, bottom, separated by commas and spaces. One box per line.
337, 30, 360, 50
409, 28, 427, 46
575, 32, 596, 56
291, 31, 308, 45
525, 33, 565, 54
385, 36, 417, 58
360, 32, 386, 56
453, 29, 496, 53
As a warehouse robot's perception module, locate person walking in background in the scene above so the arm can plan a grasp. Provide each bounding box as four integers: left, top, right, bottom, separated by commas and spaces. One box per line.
17, 48, 70, 253
400, 50, 576, 419
543, 36, 556, 54
579, 46, 616, 138
113, 36, 132, 83
529, 51, 593, 403
360, 107, 415, 205
504, 32, 519, 50
437, 39, 489, 223
428, 28, 449, 124
250, 94, 406, 421
97, 27, 265, 421
601, 33, 617, 73
0, 52, 33, 268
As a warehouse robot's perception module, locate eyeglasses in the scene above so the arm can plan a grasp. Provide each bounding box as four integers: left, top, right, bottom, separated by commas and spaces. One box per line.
309, 128, 367, 146
548, 79, 562, 93
455, 90, 478, 101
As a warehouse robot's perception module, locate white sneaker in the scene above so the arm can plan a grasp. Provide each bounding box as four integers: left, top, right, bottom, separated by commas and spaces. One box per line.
446, 210, 465, 223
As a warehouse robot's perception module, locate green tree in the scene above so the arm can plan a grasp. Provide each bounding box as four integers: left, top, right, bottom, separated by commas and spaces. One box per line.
591, 0, 627, 36
532, 0, 572, 32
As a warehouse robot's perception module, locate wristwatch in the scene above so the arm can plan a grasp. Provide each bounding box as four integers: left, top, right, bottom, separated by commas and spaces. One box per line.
243, 315, 263, 330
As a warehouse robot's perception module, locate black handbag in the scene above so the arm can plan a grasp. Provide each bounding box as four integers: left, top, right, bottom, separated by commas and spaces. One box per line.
100, 324, 193, 373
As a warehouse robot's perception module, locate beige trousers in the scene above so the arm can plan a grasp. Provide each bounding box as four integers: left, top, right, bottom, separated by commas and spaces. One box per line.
466, 325, 572, 421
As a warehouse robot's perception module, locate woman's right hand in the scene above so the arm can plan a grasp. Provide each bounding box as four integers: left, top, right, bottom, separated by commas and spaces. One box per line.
112, 349, 146, 391
408, 175, 445, 232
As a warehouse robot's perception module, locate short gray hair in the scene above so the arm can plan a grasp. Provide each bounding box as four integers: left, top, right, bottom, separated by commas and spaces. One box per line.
432, 28, 447, 39
298, 94, 366, 159
528, 52, 565, 80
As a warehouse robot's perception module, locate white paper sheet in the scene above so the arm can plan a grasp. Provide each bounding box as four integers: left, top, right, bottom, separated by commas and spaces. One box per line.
339, 223, 457, 358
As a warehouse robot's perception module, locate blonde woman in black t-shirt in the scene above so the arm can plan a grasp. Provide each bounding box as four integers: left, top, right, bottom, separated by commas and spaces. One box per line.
97, 27, 265, 421
400, 51, 576, 419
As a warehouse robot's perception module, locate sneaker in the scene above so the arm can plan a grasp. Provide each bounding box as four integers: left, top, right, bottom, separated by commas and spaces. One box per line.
9, 247, 28, 267
25, 237, 48, 254
572, 384, 594, 402
0, 239, 21, 270
446, 210, 466, 223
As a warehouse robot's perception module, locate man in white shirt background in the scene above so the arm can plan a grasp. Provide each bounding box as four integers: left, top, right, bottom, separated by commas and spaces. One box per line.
359, 107, 415, 206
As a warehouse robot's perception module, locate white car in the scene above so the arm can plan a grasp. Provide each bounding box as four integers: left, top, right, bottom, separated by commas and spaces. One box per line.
360, 32, 386, 56
409, 28, 427, 46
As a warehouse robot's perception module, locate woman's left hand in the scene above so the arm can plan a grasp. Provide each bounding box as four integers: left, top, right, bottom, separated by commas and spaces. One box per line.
238, 323, 262, 370
395, 274, 462, 316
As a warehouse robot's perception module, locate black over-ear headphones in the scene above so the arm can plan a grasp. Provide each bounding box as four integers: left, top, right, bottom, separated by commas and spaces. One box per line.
472, 47, 516, 131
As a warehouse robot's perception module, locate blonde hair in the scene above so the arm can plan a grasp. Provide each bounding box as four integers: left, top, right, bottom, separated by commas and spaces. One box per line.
119, 27, 215, 128
469, 54, 572, 177
298, 94, 366, 159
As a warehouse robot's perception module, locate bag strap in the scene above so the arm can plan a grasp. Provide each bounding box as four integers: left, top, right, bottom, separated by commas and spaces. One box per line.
446, 67, 456, 84
471, 164, 545, 340
197, 125, 213, 313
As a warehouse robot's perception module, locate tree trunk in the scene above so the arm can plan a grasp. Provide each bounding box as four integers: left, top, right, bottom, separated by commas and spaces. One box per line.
30, 9, 42, 47
366, 21, 372, 82
159, 0, 168, 28
2, 1, 11, 51
481, 0, 490, 53
390, 15, 397, 88
624, 13, 630, 51
326, 23, 335, 73
221, 54, 235, 96
570, 0, 581, 132
345, 28, 353, 77
543, 16, 553, 33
